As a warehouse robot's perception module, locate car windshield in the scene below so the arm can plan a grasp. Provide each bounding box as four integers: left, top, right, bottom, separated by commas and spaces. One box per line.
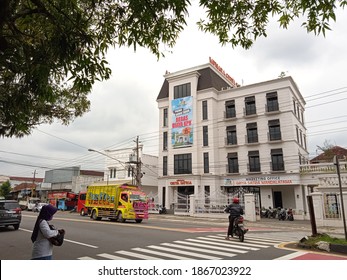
130, 194, 147, 202
0, 202, 19, 210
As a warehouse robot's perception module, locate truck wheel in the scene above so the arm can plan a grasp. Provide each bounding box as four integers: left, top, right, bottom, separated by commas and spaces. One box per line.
80, 209, 86, 216
117, 212, 126, 223
91, 210, 98, 220
13, 224, 19, 230
135, 219, 143, 223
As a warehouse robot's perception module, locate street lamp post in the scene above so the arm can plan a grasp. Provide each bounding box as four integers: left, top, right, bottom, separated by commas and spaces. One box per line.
334, 155, 347, 240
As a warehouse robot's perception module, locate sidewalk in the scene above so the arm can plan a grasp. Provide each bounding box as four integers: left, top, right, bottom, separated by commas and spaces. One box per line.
150, 213, 346, 237
152, 214, 347, 257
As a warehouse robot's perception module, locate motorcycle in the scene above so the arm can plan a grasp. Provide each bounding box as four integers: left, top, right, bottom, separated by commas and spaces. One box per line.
260, 207, 269, 218
232, 216, 248, 242
287, 208, 294, 221
278, 208, 287, 220
158, 205, 167, 214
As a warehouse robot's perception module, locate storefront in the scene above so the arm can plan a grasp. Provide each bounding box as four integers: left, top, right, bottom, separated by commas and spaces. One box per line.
48, 191, 77, 211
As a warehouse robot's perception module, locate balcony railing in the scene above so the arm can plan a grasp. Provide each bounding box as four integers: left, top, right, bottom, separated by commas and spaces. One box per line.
300, 162, 347, 174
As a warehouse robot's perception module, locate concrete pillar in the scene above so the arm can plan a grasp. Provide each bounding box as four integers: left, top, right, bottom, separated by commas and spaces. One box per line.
310, 192, 324, 226
342, 192, 347, 224
189, 194, 195, 216
244, 193, 256, 222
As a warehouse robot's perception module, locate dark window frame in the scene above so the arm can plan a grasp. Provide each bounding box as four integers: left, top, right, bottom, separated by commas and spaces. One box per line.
227, 152, 239, 173
245, 96, 256, 115
246, 122, 258, 143
163, 108, 168, 127
248, 151, 260, 172
163, 156, 168, 176
174, 83, 191, 99
225, 100, 236, 118
174, 153, 192, 174
203, 152, 209, 173
271, 149, 284, 171
266, 92, 279, 112
163, 131, 168, 150
202, 100, 208, 120
268, 119, 282, 141
203, 125, 208, 146
226, 125, 237, 145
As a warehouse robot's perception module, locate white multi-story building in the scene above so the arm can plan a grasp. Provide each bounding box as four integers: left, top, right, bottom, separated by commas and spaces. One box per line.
101, 146, 158, 195
157, 58, 309, 213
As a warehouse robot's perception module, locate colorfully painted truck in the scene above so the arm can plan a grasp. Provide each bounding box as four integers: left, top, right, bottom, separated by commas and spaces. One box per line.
84, 184, 148, 223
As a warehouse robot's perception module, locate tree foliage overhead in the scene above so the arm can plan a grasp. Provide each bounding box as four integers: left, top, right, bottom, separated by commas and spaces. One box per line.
1, 0, 346, 137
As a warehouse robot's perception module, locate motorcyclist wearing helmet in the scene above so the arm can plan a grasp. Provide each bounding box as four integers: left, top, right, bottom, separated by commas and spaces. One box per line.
224, 197, 243, 240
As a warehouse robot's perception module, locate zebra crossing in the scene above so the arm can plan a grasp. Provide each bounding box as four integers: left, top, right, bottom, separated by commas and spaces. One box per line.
78, 233, 301, 260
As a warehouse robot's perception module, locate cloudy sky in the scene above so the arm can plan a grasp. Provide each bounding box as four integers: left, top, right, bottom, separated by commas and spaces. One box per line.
1, 4, 347, 179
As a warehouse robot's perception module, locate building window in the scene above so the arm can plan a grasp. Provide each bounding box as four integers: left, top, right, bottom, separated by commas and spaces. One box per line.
203, 125, 208, 146
163, 131, 168, 150
163, 156, 167, 176
203, 152, 209, 173
174, 83, 191, 99
293, 100, 297, 115
299, 129, 303, 146
204, 185, 210, 204
174, 153, 192, 174
268, 119, 281, 141
163, 108, 168, 127
266, 92, 279, 112
226, 125, 237, 145
271, 149, 284, 171
202, 100, 208, 120
246, 122, 258, 143
225, 100, 236, 118
296, 126, 299, 143
248, 151, 260, 172
245, 96, 256, 116
110, 168, 116, 178
227, 152, 239, 173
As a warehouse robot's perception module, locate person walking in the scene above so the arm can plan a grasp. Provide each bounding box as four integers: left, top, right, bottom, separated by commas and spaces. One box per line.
224, 197, 243, 240
31, 204, 64, 260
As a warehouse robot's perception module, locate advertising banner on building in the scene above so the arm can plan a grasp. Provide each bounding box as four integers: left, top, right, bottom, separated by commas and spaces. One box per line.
171, 96, 193, 148
224, 175, 299, 186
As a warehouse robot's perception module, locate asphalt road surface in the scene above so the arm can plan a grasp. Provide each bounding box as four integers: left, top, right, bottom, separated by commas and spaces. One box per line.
0, 211, 318, 260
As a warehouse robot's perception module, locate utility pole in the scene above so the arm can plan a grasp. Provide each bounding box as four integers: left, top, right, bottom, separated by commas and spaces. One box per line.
32, 170, 38, 198
135, 136, 142, 187
334, 156, 347, 240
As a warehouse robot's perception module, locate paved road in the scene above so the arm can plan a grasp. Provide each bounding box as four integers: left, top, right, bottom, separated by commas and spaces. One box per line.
1, 211, 346, 260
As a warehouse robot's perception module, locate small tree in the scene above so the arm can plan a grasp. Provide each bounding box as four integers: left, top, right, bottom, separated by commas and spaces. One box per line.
0, 180, 12, 199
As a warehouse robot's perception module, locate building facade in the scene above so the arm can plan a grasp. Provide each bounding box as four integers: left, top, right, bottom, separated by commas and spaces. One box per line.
100, 146, 158, 195
157, 59, 309, 214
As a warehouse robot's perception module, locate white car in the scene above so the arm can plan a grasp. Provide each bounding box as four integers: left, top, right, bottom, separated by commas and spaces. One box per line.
32, 203, 48, 212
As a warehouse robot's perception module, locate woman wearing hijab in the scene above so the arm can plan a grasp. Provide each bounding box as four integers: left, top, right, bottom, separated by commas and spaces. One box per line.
31, 204, 64, 260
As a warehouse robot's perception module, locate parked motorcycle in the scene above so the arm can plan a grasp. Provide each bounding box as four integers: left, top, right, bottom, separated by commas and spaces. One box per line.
287, 208, 294, 221
260, 207, 269, 218
267, 207, 278, 218
232, 216, 248, 242
278, 208, 287, 220
159, 205, 167, 214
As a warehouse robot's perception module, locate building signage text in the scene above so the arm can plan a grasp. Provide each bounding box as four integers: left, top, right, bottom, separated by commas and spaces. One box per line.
224, 176, 294, 186
209, 57, 239, 88
170, 179, 193, 186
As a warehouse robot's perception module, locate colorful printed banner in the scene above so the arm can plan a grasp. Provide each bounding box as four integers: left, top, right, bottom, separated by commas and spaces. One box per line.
171, 96, 193, 148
